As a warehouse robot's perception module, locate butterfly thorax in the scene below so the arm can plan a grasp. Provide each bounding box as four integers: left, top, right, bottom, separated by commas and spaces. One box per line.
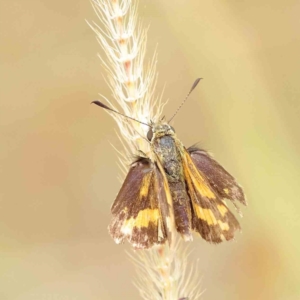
150, 123, 174, 138
150, 123, 181, 180
149, 122, 193, 240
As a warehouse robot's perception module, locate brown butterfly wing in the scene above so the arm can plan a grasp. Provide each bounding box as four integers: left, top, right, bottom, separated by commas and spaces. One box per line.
108, 157, 171, 249
188, 147, 247, 207
182, 149, 241, 243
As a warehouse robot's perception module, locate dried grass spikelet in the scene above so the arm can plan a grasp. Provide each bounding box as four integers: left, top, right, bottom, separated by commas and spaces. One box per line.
128, 237, 204, 300
89, 0, 202, 299
88, 0, 165, 169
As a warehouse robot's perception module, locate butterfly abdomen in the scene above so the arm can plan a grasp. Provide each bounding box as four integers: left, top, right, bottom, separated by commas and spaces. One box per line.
153, 135, 192, 240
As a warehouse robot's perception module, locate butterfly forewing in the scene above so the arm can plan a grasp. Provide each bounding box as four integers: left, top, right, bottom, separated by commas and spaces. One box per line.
188, 148, 247, 206
109, 158, 170, 249
182, 149, 241, 243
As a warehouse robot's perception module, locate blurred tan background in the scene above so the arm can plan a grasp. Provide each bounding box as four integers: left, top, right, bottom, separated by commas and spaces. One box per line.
1, 1, 300, 299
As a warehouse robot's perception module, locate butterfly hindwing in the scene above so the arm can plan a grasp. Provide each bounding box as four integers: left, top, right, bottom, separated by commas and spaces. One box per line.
108, 157, 170, 249
182, 149, 241, 243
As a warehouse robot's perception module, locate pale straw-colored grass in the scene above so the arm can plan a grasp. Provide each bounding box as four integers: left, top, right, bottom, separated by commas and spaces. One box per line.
88, 0, 202, 299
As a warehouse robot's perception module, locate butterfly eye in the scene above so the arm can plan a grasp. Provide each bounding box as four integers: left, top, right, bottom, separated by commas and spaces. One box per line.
147, 128, 153, 141
170, 126, 175, 133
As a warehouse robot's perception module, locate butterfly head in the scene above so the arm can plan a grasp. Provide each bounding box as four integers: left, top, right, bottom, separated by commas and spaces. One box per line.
147, 122, 175, 142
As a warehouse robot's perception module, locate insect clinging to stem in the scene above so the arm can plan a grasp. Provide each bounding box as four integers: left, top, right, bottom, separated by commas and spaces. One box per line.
92, 78, 247, 249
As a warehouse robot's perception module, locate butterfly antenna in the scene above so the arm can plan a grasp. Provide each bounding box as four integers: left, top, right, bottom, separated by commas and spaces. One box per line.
168, 78, 202, 123
92, 101, 151, 127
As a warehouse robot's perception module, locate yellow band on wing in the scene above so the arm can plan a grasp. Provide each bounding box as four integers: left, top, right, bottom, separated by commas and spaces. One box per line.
217, 204, 228, 217
183, 152, 216, 199
194, 205, 217, 225
218, 220, 230, 231
121, 208, 159, 234
139, 174, 152, 198
194, 205, 229, 231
